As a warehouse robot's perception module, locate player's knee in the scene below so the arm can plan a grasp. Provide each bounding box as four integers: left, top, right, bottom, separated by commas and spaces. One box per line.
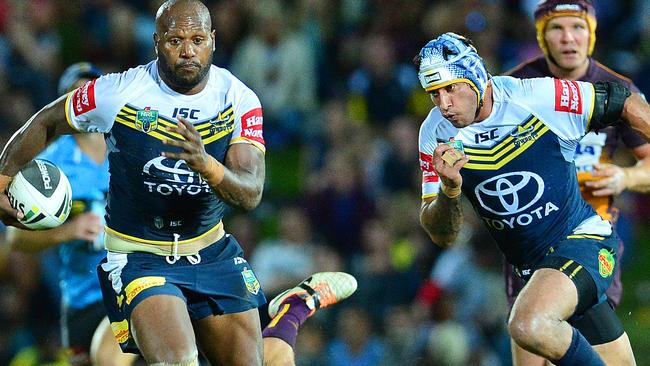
149, 350, 199, 366
508, 310, 552, 350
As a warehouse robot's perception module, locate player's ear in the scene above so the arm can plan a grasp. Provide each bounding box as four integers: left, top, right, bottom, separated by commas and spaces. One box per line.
211, 30, 216, 51
153, 33, 159, 55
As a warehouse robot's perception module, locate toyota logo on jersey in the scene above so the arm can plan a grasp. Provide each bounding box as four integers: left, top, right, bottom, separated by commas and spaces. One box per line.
142, 156, 211, 196
475, 171, 560, 231
475, 171, 545, 216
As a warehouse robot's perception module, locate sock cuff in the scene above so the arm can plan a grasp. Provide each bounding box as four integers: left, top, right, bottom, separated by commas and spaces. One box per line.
563, 327, 580, 360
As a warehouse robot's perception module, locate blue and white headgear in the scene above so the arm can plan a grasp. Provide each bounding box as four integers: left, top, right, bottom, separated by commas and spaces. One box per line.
58, 62, 103, 95
417, 32, 490, 106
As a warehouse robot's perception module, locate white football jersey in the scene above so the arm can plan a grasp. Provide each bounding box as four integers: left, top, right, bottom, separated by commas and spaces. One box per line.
64, 61, 264, 242
418, 76, 611, 266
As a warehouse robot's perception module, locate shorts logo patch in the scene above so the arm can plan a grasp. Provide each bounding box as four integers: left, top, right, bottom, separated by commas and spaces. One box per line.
110, 320, 130, 344
241, 267, 260, 295
554, 79, 582, 114
124, 276, 166, 305
72, 79, 97, 116
135, 107, 159, 133
240, 108, 264, 145
598, 248, 615, 278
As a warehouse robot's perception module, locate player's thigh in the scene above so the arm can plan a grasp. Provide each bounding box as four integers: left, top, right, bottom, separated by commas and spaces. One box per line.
511, 268, 578, 321
130, 294, 197, 364
593, 332, 636, 366
510, 339, 549, 366
90, 317, 139, 366
193, 308, 263, 366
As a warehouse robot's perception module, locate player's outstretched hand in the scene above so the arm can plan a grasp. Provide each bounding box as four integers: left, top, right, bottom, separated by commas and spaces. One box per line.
0, 175, 27, 229
161, 116, 211, 175
585, 163, 625, 196
433, 143, 468, 190
65, 212, 104, 242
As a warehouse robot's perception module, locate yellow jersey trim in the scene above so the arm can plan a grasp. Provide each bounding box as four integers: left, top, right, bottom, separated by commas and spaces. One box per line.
105, 220, 223, 245
115, 105, 235, 145
64, 93, 82, 132
230, 137, 266, 154
586, 84, 596, 131
462, 119, 549, 170
463, 116, 539, 155
566, 234, 604, 240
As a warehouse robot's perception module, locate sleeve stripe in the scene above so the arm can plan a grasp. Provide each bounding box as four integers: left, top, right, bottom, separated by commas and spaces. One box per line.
586, 83, 595, 131
64, 92, 82, 132
230, 137, 266, 154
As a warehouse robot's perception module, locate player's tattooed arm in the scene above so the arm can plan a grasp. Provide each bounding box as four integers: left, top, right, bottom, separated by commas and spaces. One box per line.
418, 142, 468, 247
0, 95, 76, 179
420, 194, 463, 248
214, 143, 265, 210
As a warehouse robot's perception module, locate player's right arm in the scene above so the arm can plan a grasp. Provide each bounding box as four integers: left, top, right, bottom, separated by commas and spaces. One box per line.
0, 73, 124, 227
0, 96, 74, 226
418, 122, 468, 248
0, 96, 74, 181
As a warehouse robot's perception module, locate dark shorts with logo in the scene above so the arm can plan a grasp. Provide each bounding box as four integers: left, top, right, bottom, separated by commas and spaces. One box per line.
511, 233, 618, 314
505, 234, 624, 310
97, 234, 266, 353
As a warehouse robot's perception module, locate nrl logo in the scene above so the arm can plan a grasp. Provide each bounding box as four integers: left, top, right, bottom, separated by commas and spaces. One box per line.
241, 267, 260, 295
135, 107, 159, 133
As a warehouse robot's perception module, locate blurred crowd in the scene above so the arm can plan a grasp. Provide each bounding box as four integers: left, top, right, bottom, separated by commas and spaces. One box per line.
1, 0, 650, 365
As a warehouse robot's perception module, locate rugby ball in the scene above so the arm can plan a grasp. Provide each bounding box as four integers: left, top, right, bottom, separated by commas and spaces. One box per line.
7, 159, 72, 229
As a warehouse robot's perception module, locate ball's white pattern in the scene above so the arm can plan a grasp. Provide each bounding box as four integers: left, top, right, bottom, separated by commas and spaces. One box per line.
7, 159, 72, 229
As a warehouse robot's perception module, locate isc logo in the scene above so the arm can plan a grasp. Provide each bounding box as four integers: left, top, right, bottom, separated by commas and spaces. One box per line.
172, 107, 200, 120
474, 128, 499, 144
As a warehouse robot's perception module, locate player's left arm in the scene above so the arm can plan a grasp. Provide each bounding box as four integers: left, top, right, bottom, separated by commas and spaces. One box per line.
162, 117, 264, 211
589, 82, 650, 143
211, 143, 264, 210
583, 82, 650, 195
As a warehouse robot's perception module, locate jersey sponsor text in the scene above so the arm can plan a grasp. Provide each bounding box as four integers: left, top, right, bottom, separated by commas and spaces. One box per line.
554, 79, 582, 114
240, 108, 264, 145
72, 79, 97, 116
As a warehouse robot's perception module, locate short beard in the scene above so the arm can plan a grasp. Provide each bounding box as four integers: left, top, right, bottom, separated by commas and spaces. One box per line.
158, 51, 212, 91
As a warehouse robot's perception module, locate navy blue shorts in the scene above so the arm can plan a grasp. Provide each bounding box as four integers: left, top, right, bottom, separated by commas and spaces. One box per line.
516, 233, 618, 316
97, 234, 266, 353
